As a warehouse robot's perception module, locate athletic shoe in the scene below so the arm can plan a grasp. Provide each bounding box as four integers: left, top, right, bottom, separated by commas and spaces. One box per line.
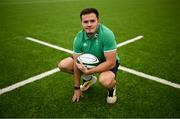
80, 76, 97, 91
107, 86, 117, 104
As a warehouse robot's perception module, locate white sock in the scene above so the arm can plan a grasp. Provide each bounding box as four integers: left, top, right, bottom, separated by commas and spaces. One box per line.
82, 75, 92, 81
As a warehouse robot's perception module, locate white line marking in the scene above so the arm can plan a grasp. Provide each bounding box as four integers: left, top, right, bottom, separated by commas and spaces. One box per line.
26, 37, 73, 54
117, 35, 143, 48
119, 66, 180, 89
0, 68, 60, 95
1, 36, 142, 95
1, 35, 179, 95
26, 35, 143, 54
25, 36, 180, 89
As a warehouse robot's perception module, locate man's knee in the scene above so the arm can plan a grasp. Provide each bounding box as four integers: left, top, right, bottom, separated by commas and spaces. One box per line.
99, 77, 110, 87
58, 57, 73, 71
58, 61, 65, 70
99, 71, 116, 88
99, 76, 115, 88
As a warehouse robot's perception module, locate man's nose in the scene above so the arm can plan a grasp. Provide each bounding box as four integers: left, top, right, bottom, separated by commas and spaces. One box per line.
87, 22, 91, 26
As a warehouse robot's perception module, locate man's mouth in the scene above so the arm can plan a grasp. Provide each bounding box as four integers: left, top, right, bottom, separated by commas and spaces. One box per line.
86, 28, 91, 30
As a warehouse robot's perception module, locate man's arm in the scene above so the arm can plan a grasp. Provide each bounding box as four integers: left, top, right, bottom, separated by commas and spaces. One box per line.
72, 54, 82, 102
89, 50, 116, 73
73, 54, 81, 87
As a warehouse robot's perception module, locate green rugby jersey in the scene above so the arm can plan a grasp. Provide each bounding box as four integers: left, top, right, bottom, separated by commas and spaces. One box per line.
73, 24, 120, 63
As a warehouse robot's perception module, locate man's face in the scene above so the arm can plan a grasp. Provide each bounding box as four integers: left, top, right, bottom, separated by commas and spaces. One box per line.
81, 13, 99, 36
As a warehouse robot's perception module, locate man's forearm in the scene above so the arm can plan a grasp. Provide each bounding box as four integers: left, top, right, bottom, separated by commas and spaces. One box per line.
73, 54, 81, 87
89, 60, 116, 74
74, 65, 81, 87
89, 51, 117, 74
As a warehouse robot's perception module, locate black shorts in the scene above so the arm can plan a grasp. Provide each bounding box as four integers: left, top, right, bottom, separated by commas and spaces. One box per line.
110, 60, 120, 75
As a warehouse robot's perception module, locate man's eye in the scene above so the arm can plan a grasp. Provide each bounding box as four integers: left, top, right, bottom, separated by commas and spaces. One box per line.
83, 21, 88, 23
90, 20, 95, 23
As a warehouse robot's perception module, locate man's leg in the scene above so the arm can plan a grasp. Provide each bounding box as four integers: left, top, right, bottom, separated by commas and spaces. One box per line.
58, 57, 74, 74
99, 71, 116, 89
99, 71, 117, 104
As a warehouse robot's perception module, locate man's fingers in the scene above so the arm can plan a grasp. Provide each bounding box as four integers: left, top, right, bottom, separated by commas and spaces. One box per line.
72, 90, 83, 102
79, 61, 83, 65
72, 96, 76, 102
76, 97, 79, 102
77, 63, 82, 70
72, 95, 80, 102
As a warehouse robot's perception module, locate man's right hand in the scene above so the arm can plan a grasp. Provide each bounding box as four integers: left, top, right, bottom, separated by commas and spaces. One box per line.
72, 89, 82, 102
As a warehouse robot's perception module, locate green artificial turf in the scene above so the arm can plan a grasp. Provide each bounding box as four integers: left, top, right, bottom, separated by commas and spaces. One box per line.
0, 0, 180, 117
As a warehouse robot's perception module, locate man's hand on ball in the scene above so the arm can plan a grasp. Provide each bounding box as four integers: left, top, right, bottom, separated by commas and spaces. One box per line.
76, 61, 90, 74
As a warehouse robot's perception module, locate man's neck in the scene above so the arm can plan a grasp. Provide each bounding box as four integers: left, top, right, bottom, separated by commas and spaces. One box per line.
86, 27, 98, 38
87, 32, 95, 38
87, 25, 99, 38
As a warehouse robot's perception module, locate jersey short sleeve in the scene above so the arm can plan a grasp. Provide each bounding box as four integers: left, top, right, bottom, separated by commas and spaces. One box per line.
73, 32, 82, 54
103, 30, 117, 52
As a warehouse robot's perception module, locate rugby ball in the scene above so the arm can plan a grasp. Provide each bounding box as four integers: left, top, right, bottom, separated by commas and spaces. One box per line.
77, 53, 99, 68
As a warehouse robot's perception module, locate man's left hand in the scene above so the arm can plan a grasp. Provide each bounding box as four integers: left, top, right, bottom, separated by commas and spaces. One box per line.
76, 62, 90, 74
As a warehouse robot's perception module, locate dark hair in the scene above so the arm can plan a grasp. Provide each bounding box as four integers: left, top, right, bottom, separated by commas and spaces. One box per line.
80, 8, 99, 20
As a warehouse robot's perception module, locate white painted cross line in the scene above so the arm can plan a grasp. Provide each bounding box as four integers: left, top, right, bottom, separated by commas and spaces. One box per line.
117, 35, 143, 48
119, 66, 180, 89
1, 35, 179, 95
1, 35, 143, 95
0, 68, 60, 95
26, 37, 73, 54
26, 36, 144, 54
21, 36, 180, 89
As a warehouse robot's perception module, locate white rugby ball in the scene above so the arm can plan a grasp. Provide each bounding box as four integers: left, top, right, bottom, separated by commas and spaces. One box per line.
77, 53, 99, 68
